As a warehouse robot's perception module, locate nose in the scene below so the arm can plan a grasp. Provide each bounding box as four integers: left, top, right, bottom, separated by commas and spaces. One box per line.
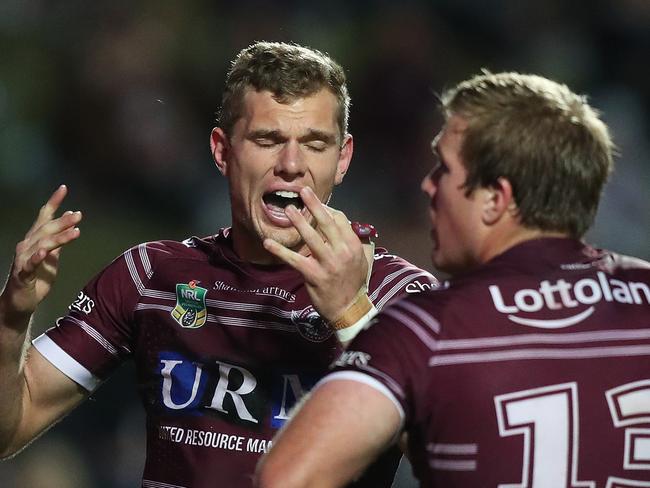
275, 140, 306, 178
421, 169, 437, 198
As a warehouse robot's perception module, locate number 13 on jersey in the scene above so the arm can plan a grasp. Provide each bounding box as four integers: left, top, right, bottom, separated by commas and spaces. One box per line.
495, 380, 650, 488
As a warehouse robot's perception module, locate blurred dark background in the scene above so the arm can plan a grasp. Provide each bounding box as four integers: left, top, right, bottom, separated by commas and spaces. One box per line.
1, 0, 648, 486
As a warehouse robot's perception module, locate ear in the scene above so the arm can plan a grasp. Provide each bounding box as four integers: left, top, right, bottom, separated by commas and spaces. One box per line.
334, 134, 354, 186
210, 127, 230, 176
482, 176, 516, 226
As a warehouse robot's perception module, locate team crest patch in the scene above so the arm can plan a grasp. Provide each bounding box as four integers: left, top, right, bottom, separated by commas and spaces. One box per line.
171, 281, 208, 329
291, 306, 333, 343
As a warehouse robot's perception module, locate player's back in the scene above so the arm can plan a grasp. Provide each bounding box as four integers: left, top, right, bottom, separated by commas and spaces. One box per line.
402, 238, 650, 487
339, 238, 650, 487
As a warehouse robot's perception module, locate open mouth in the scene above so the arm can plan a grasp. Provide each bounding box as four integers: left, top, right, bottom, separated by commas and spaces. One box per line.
262, 190, 305, 212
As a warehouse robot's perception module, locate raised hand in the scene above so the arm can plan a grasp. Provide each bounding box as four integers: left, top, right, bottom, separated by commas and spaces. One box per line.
263, 187, 369, 323
1, 185, 82, 320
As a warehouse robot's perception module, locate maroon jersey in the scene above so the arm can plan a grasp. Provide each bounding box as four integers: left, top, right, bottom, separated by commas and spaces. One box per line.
329, 238, 650, 487
32, 228, 436, 488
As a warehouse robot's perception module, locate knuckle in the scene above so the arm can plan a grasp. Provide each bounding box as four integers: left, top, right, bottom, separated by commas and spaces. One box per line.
15, 240, 29, 255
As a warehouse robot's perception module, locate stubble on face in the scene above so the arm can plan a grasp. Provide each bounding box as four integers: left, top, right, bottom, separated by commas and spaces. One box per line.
225, 89, 345, 263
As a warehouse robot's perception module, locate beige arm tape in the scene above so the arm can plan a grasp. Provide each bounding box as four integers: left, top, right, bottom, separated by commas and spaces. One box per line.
334, 242, 377, 343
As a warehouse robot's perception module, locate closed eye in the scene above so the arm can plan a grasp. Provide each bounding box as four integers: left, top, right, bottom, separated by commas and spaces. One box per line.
304, 141, 328, 152
248, 129, 285, 148
299, 130, 336, 153
254, 138, 279, 147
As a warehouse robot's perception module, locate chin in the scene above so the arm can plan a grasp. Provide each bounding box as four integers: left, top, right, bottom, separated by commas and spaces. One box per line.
431, 252, 453, 275
262, 226, 303, 250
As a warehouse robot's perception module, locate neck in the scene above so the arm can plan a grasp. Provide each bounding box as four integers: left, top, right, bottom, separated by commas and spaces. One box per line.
230, 228, 277, 265
479, 225, 569, 265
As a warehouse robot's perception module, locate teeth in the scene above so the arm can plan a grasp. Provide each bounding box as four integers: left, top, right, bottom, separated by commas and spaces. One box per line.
273, 190, 299, 198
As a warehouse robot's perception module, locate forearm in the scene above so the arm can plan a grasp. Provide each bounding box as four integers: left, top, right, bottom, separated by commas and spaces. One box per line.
0, 298, 32, 456
0, 186, 84, 457
257, 380, 401, 488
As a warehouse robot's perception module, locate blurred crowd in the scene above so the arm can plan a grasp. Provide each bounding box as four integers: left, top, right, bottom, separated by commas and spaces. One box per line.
1, 1, 648, 486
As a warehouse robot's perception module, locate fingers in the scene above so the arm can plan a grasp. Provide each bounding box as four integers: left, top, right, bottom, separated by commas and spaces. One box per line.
17, 225, 81, 280
263, 237, 312, 275
22, 211, 82, 256
283, 205, 329, 261
299, 187, 344, 245
27, 185, 69, 237
15, 187, 82, 283
26, 222, 81, 261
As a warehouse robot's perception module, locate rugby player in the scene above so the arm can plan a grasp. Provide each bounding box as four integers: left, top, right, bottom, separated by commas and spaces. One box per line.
0, 41, 436, 487
257, 71, 650, 487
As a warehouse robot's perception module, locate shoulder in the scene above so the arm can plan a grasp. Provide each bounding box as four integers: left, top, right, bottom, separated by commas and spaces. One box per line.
373, 272, 491, 339
601, 250, 650, 273
371, 248, 437, 282
119, 236, 214, 265
367, 247, 439, 310
101, 236, 217, 287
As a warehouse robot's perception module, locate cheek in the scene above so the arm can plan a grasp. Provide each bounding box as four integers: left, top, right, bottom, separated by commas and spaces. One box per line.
310, 162, 338, 188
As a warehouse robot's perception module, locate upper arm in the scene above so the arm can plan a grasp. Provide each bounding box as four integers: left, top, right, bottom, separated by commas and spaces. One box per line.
256, 379, 402, 488
4, 346, 87, 457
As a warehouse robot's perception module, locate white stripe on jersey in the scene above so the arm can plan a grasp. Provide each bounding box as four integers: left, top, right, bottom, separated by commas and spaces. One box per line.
429, 458, 477, 471
139, 243, 154, 278
142, 289, 175, 300
393, 300, 441, 334
32, 334, 102, 391
383, 307, 438, 351
428, 443, 478, 455
369, 266, 428, 302
142, 480, 188, 488
316, 370, 406, 425
430, 344, 650, 367
134, 303, 296, 332
209, 314, 295, 332
205, 298, 294, 319
427, 443, 479, 472
125, 248, 146, 295
67, 316, 120, 356
135, 303, 173, 312
375, 270, 436, 310
436, 328, 650, 350
140, 289, 295, 320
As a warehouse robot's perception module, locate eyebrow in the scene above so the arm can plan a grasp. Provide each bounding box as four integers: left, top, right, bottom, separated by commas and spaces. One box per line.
247, 129, 284, 142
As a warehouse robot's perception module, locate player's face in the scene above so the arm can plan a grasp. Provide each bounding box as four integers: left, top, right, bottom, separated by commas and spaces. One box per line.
211, 89, 352, 262
421, 116, 487, 274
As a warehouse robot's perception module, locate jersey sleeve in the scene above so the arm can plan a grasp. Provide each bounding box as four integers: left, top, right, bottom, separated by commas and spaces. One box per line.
32, 242, 156, 391
335, 252, 438, 344
367, 251, 438, 311
322, 294, 439, 427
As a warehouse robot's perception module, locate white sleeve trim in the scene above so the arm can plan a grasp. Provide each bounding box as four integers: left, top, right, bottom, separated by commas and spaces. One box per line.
315, 370, 405, 427
32, 334, 101, 392
335, 304, 378, 343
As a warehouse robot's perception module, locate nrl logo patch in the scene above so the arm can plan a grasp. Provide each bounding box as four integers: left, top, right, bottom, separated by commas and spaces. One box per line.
171, 280, 208, 329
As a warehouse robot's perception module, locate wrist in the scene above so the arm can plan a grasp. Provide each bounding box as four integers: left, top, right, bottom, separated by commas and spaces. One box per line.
331, 293, 377, 344
0, 292, 33, 335
330, 291, 373, 331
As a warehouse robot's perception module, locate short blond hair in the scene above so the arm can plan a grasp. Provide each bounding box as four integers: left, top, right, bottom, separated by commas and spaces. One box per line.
218, 41, 350, 141
442, 71, 614, 237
